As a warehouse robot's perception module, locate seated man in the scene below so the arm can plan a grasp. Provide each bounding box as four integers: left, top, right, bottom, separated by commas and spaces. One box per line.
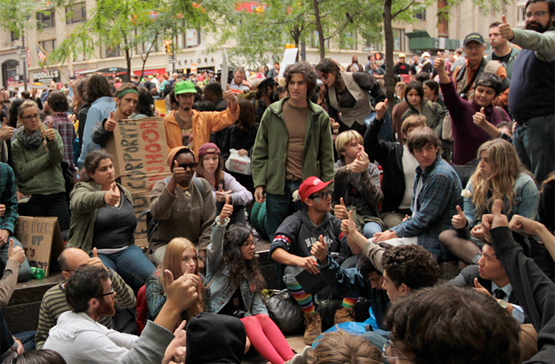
333, 130, 384, 238
36, 248, 136, 349
270, 177, 352, 345
448, 242, 526, 323
364, 102, 426, 229
0, 162, 31, 282
385, 285, 521, 364
372, 126, 462, 258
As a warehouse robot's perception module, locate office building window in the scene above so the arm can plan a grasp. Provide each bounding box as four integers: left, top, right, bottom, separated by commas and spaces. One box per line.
66, 3, 86, 24
37, 9, 56, 29
38, 40, 56, 53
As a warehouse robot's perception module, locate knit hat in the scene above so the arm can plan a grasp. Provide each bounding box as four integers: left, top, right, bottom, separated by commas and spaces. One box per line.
298, 176, 332, 203
185, 313, 245, 364
198, 142, 220, 157
167, 146, 194, 168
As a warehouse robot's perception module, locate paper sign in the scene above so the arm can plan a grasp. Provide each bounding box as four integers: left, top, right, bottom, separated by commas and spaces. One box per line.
16, 216, 64, 277
222, 49, 229, 91
278, 48, 299, 78
105, 117, 171, 247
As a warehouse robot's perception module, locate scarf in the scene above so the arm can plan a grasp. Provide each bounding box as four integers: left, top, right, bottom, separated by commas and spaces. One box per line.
16, 127, 44, 150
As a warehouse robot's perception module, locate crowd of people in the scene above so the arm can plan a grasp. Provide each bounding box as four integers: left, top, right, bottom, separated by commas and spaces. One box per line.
0, 1, 554, 363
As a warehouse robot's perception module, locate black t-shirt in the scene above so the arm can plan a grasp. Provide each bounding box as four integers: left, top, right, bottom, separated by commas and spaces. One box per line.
93, 191, 137, 249
492, 50, 513, 68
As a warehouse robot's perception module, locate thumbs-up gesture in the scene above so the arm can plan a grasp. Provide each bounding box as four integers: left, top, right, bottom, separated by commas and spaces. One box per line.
165, 270, 200, 312
433, 51, 445, 71
104, 182, 120, 206
375, 98, 388, 120
473, 278, 491, 296
472, 107, 487, 128
499, 15, 514, 40
310, 235, 328, 263
334, 197, 348, 220
215, 185, 232, 203
451, 205, 468, 229
0, 117, 13, 141
218, 195, 233, 221
104, 111, 117, 132
45, 120, 55, 141
481, 199, 509, 234
172, 160, 186, 185
341, 210, 357, 236
88, 247, 107, 270
8, 239, 25, 265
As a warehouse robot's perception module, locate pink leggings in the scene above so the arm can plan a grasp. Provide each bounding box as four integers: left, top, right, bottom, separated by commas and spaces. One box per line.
240, 314, 295, 364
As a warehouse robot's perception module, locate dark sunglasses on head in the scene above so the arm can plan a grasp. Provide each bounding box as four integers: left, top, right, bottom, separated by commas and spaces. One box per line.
178, 162, 198, 170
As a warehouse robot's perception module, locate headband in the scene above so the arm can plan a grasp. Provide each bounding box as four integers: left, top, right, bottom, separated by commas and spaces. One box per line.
116, 88, 139, 99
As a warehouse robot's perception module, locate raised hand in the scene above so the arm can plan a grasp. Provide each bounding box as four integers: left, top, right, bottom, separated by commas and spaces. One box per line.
105, 111, 117, 132
473, 277, 491, 296
88, 247, 107, 270
451, 205, 468, 229
218, 195, 233, 221
172, 160, 186, 185
334, 197, 348, 220
0, 118, 14, 141
341, 210, 357, 236
8, 239, 25, 264
104, 182, 120, 206
433, 51, 445, 71
375, 98, 388, 120
45, 120, 55, 141
310, 235, 328, 263
499, 15, 514, 40
472, 107, 487, 128
224, 90, 237, 108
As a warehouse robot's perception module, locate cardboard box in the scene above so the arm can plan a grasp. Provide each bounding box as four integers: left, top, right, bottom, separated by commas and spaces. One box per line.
15, 216, 64, 277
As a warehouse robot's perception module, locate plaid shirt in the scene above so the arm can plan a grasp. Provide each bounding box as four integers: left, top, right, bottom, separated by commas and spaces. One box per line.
0, 163, 18, 234
392, 155, 463, 258
46, 113, 75, 170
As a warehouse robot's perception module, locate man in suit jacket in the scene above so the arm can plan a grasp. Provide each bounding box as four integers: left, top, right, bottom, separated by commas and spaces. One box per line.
448, 242, 525, 323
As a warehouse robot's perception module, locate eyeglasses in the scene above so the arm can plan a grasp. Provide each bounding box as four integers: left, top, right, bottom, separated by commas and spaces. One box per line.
242, 241, 255, 248
309, 191, 331, 200
382, 340, 412, 361
21, 114, 40, 121
178, 162, 198, 170
98, 290, 115, 297
525, 10, 548, 18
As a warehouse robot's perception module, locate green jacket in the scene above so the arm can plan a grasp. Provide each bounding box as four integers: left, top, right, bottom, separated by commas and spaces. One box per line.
11, 130, 65, 195
67, 180, 134, 253
252, 97, 334, 195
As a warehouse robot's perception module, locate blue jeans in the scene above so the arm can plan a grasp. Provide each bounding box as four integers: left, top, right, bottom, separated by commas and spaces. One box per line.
94, 245, 155, 292
513, 115, 555, 185
363, 222, 383, 239
266, 180, 303, 239
0, 237, 31, 282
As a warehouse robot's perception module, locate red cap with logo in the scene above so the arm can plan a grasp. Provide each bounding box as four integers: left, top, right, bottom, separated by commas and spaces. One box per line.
298, 176, 332, 203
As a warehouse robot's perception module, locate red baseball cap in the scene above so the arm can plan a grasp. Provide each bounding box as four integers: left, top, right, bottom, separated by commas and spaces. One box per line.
298, 177, 332, 203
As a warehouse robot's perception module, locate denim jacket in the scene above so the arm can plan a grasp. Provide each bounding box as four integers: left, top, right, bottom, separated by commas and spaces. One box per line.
206, 221, 268, 315
463, 172, 539, 228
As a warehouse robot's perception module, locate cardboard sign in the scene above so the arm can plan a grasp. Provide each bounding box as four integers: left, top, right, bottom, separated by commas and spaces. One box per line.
15, 216, 64, 277
105, 117, 171, 247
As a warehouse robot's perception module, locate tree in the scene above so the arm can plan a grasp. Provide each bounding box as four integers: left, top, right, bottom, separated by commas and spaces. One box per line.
48, 0, 215, 80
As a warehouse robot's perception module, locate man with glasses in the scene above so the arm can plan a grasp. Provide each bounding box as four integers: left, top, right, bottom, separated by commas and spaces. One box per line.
499, 0, 555, 184
270, 176, 353, 345
36, 248, 135, 349
452, 32, 510, 108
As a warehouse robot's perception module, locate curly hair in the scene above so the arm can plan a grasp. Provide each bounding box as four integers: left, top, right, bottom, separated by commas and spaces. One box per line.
381, 245, 439, 290
284, 62, 318, 100
159, 237, 204, 319
222, 224, 264, 291
470, 139, 528, 220
46, 91, 69, 113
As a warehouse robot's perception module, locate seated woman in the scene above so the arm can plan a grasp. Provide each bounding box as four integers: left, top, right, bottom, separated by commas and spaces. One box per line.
400, 81, 444, 138
195, 143, 252, 225
145, 237, 203, 324
207, 201, 294, 364
67, 150, 155, 291
11, 100, 70, 232
149, 146, 216, 266
439, 139, 538, 264
221, 99, 259, 195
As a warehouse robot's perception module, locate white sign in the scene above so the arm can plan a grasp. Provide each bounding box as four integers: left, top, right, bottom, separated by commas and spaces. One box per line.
278, 48, 299, 78
32, 70, 59, 81
186, 29, 198, 47
221, 49, 229, 92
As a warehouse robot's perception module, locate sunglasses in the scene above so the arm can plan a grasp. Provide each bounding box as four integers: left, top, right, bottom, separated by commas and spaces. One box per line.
177, 162, 198, 170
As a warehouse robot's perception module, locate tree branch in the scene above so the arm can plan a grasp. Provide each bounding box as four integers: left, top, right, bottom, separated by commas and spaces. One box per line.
392, 0, 417, 19
323, 10, 361, 41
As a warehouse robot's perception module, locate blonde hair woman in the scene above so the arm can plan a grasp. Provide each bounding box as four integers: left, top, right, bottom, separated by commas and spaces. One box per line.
439, 139, 538, 264
145, 237, 203, 326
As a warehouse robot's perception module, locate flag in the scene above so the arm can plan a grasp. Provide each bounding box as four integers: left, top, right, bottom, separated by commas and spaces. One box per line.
36, 46, 46, 62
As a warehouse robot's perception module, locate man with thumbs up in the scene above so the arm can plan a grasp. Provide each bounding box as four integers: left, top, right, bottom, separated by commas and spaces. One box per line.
500, 2, 555, 184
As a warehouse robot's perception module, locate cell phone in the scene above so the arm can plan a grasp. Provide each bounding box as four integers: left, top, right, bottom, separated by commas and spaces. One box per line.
18, 195, 31, 204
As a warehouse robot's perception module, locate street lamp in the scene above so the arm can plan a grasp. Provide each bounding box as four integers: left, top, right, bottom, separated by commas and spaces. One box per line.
20, 16, 31, 92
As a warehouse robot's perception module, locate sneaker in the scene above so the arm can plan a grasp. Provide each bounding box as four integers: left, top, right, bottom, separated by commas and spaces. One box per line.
287, 354, 306, 364
334, 306, 355, 325
303, 311, 322, 345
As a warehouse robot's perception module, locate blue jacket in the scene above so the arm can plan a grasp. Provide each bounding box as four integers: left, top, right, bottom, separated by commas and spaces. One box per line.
206, 221, 268, 316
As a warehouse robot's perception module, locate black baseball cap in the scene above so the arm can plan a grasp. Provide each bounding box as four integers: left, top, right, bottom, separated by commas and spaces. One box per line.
463, 33, 486, 46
